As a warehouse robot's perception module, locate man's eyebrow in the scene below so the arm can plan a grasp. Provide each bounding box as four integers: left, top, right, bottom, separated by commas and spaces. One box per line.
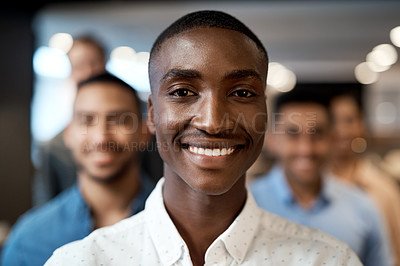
161, 69, 202, 82
223, 69, 262, 81
74, 111, 95, 116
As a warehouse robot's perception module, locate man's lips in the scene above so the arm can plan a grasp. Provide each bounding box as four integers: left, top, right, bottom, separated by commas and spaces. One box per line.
89, 152, 116, 165
292, 157, 318, 172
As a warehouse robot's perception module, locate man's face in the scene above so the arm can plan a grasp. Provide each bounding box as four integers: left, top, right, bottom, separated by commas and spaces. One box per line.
269, 103, 332, 184
65, 82, 143, 182
68, 43, 106, 84
331, 96, 364, 158
148, 27, 268, 195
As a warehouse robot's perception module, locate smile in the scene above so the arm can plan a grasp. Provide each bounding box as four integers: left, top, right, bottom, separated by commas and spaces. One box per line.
187, 145, 236, 157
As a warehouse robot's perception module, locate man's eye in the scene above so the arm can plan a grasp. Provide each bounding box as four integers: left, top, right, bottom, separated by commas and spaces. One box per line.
231, 89, 254, 98
287, 127, 301, 135
170, 89, 196, 97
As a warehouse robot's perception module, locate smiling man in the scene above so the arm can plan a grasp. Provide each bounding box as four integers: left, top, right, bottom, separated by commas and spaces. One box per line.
250, 85, 393, 266
2, 73, 155, 266
45, 10, 361, 265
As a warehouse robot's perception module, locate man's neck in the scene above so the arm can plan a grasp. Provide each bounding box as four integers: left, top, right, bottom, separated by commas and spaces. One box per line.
162, 171, 247, 266
284, 170, 322, 209
78, 162, 141, 229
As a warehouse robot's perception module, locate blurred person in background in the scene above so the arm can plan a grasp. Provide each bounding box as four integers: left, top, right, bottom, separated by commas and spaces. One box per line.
245, 139, 275, 184
246, 98, 277, 184
32, 35, 108, 206
1, 73, 155, 266
33, 35, 163, 206
68, 35, 107, 85
249, 86, 394, 266
328, 88, 400, 266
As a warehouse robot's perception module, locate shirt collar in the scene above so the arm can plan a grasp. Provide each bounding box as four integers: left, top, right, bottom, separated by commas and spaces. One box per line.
70, 184, 93, 232
75, 172, 155, 231
144, 178, 263, 265
73, 183, 91, 215
270, 165, 294, 204
218, 189, 263, 264
129, 171, 155, 215
144, 178, 186, 265
271, 165, 331, 208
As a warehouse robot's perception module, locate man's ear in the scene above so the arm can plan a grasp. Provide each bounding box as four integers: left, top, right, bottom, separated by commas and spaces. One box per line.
146, 94, 156, 135
63, 123, 73, 149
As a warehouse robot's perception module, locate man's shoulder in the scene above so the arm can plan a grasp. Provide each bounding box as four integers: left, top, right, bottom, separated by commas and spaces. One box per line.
46, 211, 147, 264
90, 211, 147, 240
1, 186, 81, 265
259, 209, 347, 246
327, 176, 376, 209
9, 186, 78, 236
326, 177, 389, 241
256, 209, 362, 264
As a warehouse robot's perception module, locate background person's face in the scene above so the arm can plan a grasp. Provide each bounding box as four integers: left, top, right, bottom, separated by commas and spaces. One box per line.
68, 43, 106, 84
148, 27, 268, 195
331, 95, 365, 158
268, 103, 332, 184
65, 82, 142, 181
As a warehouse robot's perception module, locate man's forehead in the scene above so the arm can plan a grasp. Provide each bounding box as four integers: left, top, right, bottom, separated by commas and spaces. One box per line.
152, 29, 267, 78
161, 27, 263, 55
278, 103, 330, 121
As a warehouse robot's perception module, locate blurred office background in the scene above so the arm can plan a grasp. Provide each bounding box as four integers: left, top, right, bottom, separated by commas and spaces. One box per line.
1, 0, 400, 246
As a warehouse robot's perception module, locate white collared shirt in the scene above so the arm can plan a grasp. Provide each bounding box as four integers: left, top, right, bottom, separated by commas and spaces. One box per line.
45, 178, 362, 265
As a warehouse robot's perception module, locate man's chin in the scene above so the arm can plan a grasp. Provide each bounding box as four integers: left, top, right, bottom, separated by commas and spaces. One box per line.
85, 168, 122, 183
291, 168, 319, 183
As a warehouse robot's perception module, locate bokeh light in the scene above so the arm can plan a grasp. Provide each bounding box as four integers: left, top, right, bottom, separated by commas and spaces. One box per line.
107, 46, 150, 99
390, 26, 400, 47
351, 137, 367, 153
354, 62, 378, 84
48, 33, 73, 53
366, 44, 398, 67
33, 46, 71, 78
267, 62, 296, 92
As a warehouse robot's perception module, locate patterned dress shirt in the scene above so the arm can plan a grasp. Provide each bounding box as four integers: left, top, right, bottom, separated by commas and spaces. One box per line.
45, 178, 362, 265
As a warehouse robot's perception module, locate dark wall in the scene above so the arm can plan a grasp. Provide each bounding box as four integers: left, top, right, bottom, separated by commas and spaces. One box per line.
0, 8, 34, 226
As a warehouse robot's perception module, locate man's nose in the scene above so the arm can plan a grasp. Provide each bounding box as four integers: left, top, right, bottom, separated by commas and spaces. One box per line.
89, 119, 113, 144
191, 95, 234, 135
297, 134, 314, 155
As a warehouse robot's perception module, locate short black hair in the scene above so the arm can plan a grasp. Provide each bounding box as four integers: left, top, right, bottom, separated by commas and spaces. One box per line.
149, 10, 268, 83
328, 83, 364, 116
274, 83, 332, 118
77, 72, 142, 121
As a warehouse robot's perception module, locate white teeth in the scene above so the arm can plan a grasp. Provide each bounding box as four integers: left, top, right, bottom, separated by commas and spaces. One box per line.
221, 148, 227, 156
212, 149, 220, 156
205, 149, 213, 156
188, 145, 235, 157
198, 148, 204, 155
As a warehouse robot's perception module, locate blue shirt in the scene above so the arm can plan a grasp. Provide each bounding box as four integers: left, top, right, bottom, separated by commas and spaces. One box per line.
1, 174, 154, 266
249, 165, 394, 266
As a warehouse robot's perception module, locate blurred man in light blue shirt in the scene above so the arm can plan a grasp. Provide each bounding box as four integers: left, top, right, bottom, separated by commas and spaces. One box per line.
1, 73, 155, 266
249, 85, 393, 266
